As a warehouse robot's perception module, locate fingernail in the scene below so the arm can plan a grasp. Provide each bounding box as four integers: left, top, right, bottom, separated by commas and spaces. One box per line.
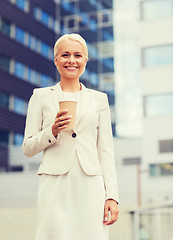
104, 217, 108, 221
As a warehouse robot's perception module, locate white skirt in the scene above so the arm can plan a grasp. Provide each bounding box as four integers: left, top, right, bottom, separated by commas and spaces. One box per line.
35, 154, 109, 240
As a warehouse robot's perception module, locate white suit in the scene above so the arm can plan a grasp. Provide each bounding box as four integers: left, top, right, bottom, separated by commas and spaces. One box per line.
22, 82, 119, 202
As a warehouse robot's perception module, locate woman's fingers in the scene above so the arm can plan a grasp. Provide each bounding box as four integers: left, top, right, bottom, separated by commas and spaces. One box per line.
56, 109, 68, 118
55, 119, 71, 127
103, 199, 119, 226
55, 115, 72, 124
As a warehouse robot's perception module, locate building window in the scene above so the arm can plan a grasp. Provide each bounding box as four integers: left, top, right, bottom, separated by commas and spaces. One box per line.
13, 133, 23, 145
27, 68, 39, 85
150, 163, 173, 177
159, 139, 173, 153
99, 73, 114, 92
15, 61, 25, 79
142, 44, 173, 67
0, 17, 11, 36
98, 10, 112, 27
123, 157, 141, 165
102, 29, 113, 41
98, 41, 113, 58
79, 12, 89, 26
41, 42, 49, 58
102, 58, 114, 72
144, 93, 173, 116
33, 7, 55, 31
0, 129, 9, 146
15, 26, 25, 44
88, 43, 98, 59
105, 90, 115, 105
141, 0, 173, 20
13, 96, 27, 115
41, 10, 49, 26
15, 0, 28, 12
89, 72, 98, 86
40, 74, 53, 87
16, 0, 26, 10
0, 91, 10, 108
0, 54, 10, 72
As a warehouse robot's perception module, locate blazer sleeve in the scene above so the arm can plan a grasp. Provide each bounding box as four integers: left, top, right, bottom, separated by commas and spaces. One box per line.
22, 89, 58, 157
97, 93, 119, 203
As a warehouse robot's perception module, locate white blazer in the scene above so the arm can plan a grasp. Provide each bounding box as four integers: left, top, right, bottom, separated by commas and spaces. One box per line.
22, 82, 119, 202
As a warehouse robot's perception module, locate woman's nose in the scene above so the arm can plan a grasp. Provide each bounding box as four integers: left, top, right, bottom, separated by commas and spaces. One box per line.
69, 55, 75, 63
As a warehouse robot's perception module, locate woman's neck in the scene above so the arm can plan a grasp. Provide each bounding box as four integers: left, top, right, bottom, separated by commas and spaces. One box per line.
60, 79, 81, 92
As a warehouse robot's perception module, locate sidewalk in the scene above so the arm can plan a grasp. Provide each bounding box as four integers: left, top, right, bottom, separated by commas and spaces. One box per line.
0, 206, 131, 240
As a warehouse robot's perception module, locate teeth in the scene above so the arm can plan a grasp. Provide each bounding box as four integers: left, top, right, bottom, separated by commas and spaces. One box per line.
65, 67, 77, 69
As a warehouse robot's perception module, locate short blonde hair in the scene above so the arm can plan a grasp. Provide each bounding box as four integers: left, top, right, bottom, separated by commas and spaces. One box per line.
54, 33, 88, 60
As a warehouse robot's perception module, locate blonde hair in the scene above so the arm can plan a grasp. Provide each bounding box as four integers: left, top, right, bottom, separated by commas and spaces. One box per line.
54, 33, 88, 60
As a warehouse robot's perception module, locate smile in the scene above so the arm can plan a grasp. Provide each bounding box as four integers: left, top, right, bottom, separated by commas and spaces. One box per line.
64, 66, 78, 70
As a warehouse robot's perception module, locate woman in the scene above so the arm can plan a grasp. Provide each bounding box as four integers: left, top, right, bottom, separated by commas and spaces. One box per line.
22, 33, 119, 240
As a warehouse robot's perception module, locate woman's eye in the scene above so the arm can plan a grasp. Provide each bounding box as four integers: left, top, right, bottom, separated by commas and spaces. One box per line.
75, 54, 82, 57
62, 54, 68, 57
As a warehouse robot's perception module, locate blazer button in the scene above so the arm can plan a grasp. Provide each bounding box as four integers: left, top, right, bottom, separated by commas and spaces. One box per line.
48, 140, 51, 143
72, 133, 77, 138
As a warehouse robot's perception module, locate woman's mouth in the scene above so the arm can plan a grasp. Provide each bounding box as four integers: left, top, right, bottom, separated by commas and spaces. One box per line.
64, 66, 78, 70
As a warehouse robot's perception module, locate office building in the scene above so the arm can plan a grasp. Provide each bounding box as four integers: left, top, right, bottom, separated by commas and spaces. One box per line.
0, 0, 116, 172
114, 0, 173, 205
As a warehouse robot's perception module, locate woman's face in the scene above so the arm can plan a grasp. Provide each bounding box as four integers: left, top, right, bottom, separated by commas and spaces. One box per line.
54, 39, 87, 80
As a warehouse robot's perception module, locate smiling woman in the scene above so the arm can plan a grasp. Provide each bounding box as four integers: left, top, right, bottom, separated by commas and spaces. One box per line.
54, 34, 88, 87
22, 33, 119, 240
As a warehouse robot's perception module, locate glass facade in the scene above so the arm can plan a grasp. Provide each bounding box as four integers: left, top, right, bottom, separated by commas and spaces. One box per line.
0, 17, 53, 61
33, 7, 56, 31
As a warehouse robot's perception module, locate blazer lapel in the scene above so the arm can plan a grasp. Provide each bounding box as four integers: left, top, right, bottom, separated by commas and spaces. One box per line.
50, 82, 64, 112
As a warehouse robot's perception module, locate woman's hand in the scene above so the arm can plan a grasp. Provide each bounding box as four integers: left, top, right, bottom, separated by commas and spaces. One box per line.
52, 110, 71, 138
103, 199, 119, 225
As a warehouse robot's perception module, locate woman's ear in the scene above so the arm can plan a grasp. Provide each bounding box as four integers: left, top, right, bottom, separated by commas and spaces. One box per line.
85, 57, 88, 66
54, 56, 57, 66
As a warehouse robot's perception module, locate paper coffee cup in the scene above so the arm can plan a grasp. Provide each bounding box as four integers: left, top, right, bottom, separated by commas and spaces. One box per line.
59, 101, 77, 130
